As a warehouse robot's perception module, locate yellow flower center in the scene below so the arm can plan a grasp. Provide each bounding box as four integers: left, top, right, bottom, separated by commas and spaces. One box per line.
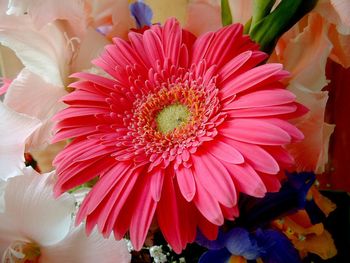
156, 104, 190, 134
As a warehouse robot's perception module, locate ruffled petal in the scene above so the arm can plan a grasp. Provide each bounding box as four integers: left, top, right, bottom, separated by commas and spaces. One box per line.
0, 16, 70, 87
0, 102, 41, 180
7, 0, 87, 36
185, 0, 222, 36
40, 225, 131, 263
4, 168, 75, 246
4, 69, 67, 149
287, 85, 334, 172
276, 13, 332, 91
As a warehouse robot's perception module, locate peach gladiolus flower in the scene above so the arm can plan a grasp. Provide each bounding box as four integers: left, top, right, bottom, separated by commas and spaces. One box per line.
186, 0, 252, 36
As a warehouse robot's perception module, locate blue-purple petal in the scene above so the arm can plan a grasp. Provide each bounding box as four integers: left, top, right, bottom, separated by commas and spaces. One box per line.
196, 229, 226, 250
129, 1, 153, 28
199, 248, 232, 263
224, 228, 262, 260
236, 172, 316, 228
255, 229, 302, 263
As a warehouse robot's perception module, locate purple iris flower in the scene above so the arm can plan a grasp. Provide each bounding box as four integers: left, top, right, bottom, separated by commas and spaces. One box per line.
129, 0, 153, 29
198, 228, 301, 263
236, 172, 316, 228
197, 172, 317, 263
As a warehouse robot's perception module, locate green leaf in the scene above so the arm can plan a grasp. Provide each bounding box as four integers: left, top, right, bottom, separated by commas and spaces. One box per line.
221, 0, 232, 26
250, 0, 276, 32
249, 0, 318, 54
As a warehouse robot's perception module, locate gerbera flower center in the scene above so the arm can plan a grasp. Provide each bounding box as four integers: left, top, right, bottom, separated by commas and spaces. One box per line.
156, 103, 190, 134
2, 240, 41, 263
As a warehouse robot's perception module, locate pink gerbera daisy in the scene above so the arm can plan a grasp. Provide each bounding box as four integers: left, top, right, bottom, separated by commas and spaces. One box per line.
53, 18, 305, 253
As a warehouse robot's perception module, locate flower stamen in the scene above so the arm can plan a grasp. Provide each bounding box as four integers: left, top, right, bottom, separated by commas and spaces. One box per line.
156, 104, 190, 134
2, 240, 41, 263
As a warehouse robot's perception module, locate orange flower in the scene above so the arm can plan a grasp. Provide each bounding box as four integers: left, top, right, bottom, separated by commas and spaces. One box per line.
273, 188, 337, 260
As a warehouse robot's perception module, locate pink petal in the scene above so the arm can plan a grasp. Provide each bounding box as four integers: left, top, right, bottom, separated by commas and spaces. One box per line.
192, 153, 237, 208
176, 166, 196, 202
226, 89, 296, 109
218, 50, 268, 84
193, 175, 224, 225
221, 204, 239, 220
220, 64, 289, 100
204, 139, 244, 164
150, 168, 165, 202
98, 168, 141, 238
0, 78, 11, 95
162, 18, 182, 66
223, 162, 267, 197
197, 214, 219, 240
75, 162, 133, 224
262, 118, 304, 142
223, 137, 280, 174
129, 175, 157, 251
157, 170, 184, 253
259, 173, 281, 192
143, 27, 165, 69
220, 119, 292, 145
225, 103, 298, 118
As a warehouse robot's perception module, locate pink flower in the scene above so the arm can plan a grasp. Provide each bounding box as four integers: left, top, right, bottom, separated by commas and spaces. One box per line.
0, 78, 11, 96
53, 18, 304, 252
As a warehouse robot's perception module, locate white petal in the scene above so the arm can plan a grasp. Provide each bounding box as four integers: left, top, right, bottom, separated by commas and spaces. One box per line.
316, 0, 350, 35
40, 225, 131, 263
0, 213, 23, 255
6, 0, 87, 35
4, 167, 76, 246
0, 17, 70, 87
72, 27, 110, 72
6, 0, 29, 15
0, 102, 41, 180
0, 179, 6, 212
4, 69, 67, 149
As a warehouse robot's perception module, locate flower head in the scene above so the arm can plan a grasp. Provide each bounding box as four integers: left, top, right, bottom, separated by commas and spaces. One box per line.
198, 228, 301, 263
0, 167, 131, 263
53, 18, 304, 252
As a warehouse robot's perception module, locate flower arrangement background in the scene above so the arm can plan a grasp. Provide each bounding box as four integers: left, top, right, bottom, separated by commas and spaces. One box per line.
0, 0, 350, 262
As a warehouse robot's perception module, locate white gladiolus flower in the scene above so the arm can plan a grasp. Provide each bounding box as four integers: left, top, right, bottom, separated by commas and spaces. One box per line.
0, 167, 131, 263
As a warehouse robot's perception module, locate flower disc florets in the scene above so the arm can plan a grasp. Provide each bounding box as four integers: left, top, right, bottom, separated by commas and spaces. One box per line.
53, 18, 305, 253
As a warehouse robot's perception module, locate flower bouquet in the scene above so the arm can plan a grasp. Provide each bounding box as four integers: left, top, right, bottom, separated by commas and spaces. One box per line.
0, 0, 349, 262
